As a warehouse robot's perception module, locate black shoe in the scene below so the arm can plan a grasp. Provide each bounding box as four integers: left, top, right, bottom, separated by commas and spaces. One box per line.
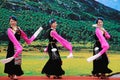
53, 76, 62, 79
13, 75, 18, 80
8, 74, 14, 79
46, 74, 50, 78
100, 74, 107, 79
93, 73, 100, 77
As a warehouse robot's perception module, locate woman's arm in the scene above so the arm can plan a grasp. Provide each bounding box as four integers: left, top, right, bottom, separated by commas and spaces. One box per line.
20, 30, 34, 44
96, 28, 109, 55
7, 28, 23, 58
101, 28, 110, 39
104, 31, 110, 39
20, 27, 43, 44
50, 30, 72, 53
87, 28, 110, 62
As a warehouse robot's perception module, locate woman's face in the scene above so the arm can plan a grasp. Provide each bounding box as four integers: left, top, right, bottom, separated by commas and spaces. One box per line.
51, 22, 57, 29
9, 19, 17, 26
97, 20, 103, 27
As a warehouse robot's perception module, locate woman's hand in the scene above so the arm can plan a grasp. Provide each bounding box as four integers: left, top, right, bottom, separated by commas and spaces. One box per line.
100, 27, 106, 34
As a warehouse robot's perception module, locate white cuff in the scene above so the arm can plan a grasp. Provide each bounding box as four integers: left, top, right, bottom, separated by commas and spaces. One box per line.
87, 53, 101, 62
33, 27, 43, 38
0, 56, 14, 64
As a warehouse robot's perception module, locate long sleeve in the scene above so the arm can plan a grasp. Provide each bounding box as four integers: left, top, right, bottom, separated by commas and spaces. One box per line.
104, 31, 110, 39
87, 28, 110, 62
96, 28, 110, 55
7, 28, 23, 58
51, 30, 72, 53
20, 29, 34, 44
20, 27, 43, 45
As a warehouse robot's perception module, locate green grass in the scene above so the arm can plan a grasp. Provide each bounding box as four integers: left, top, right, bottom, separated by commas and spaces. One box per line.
0, 50, 120, 76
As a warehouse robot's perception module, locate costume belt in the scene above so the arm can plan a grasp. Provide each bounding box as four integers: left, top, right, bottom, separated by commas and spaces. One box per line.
49, 42, 56, 44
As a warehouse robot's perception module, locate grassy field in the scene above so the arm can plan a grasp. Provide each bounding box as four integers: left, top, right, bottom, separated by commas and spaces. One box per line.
0, 49, 120, 76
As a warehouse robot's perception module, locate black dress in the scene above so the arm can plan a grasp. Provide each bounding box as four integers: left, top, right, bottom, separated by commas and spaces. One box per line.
4, 28, 24, 76
92, 34, 112, 75
41, 29, 65, 76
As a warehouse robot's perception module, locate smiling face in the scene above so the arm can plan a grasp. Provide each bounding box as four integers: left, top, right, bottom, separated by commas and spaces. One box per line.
97, 19, 103, 28
51, 21, 57, 29
9, 19, 17, 27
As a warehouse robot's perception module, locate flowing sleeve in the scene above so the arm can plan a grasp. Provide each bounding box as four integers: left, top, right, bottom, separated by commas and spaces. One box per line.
105, 31, 110, 39
7, 28, 23, 58
20, 27, 43, 45
96, 28, 110, 55
51, 30, 72, 53
20, 29, 34, 44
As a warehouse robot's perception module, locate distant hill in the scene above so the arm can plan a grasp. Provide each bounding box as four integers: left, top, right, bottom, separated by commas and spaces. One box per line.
0, 0, 120, 50
0, 0, 120, 21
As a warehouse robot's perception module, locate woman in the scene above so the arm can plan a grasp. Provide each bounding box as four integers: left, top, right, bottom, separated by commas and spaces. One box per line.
2, 16, 42, 79
41, 19, 73, 79
90, 17, 112, 79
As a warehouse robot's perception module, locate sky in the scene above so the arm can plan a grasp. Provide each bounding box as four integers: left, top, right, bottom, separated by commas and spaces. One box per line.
96, 0, 120, 11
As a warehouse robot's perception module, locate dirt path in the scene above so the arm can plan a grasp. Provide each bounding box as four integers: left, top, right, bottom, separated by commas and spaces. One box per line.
0, 76, 120, 80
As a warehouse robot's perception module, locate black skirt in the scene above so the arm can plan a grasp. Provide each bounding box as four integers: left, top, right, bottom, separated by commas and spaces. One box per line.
4, 42, 23, 76
41, 43, 65, 76
92, 43, 112, 74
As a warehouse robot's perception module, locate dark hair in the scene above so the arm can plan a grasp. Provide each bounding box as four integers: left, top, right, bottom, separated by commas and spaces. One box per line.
48, 18, 56, 26
9, 15, 17, 21
95, 17, 104, 24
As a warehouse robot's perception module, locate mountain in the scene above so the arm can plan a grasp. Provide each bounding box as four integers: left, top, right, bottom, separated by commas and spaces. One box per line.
0, 0, 120, 21
0, 0, 120, 50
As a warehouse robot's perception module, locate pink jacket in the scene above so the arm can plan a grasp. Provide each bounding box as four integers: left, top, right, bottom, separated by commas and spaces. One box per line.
44, 30, 72, 53
7, 28, 36, 58
96, 27, 110, 55
51, 30, 72, 53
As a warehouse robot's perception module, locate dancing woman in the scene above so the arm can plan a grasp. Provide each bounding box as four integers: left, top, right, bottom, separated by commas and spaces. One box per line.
87, 17, 112, 79
41, 19, 73, 79
1, 16, 42, 79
